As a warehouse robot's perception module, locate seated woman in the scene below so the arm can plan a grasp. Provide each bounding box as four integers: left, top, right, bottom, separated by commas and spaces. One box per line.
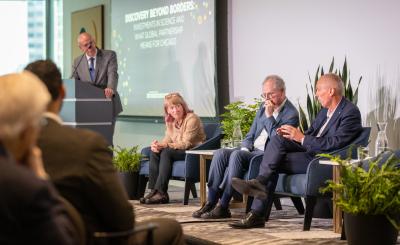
141, 92, 206, 204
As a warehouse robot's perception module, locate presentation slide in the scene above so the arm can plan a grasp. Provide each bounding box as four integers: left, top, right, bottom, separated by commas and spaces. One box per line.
111, 0, 216, 117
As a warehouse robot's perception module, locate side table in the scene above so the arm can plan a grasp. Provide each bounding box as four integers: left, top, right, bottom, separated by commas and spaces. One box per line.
185, 150, 216, 207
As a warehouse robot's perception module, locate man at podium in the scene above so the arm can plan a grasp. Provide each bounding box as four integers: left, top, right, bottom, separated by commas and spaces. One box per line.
71, 32, 122, 143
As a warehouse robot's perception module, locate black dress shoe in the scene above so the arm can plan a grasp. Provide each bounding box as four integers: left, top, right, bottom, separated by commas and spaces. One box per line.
140, 190, 157, 204
192, 202, 216, 218
229, 211, 265, 229
231, 178, 267, 200
201, 204, 231, 219
145, 191, 169, 204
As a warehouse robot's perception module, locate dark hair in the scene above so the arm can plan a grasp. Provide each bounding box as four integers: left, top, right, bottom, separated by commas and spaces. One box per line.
24, 59, 62, 101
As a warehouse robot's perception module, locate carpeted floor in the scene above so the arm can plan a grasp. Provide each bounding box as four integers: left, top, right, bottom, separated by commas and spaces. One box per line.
131, 185, 350, 244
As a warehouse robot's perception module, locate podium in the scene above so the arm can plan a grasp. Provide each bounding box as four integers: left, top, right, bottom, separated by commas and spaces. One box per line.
60, 79, 113, 144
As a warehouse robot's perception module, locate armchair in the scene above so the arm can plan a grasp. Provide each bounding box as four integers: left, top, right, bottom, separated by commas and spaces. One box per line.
138, 123, 221, 204
245, 127, 371, 230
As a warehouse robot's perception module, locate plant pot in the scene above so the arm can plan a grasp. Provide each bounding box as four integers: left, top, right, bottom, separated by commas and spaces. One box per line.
344, 212, 399, 245
118, 171, 140, 200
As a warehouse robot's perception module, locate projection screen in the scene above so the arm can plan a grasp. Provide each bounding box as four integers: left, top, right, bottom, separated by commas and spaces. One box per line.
111, 0, 216, 117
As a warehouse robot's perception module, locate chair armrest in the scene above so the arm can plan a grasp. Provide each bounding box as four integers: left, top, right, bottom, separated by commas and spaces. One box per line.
191, 134, 221, 150
184, 134, 221, 181
141, 146, 151, 158
305, 157, 333, 197
305, 141, 362, 197
93, 223, 158, 238
246, 154, 263, 180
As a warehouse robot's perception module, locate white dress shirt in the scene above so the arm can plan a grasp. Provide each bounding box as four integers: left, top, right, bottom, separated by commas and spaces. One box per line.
243, 99, 287, 151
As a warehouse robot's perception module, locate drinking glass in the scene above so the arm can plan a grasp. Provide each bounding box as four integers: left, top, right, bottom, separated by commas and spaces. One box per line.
357, 146, 369, 160
221, 138, 233, 148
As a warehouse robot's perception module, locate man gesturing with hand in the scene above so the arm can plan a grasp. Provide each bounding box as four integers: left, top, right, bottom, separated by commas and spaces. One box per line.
230, 73, 362, 229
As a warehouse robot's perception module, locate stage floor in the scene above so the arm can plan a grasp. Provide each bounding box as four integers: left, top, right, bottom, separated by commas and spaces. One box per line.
131, 185, 348, 245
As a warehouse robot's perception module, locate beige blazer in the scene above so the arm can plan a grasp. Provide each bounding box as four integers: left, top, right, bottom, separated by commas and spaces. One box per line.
161, 113, 206, 150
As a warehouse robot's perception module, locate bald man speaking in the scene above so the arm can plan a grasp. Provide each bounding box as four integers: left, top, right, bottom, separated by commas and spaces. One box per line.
72, 32, 122, 144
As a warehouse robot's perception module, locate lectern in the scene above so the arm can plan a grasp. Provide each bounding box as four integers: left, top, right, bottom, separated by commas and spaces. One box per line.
60, 79, 113, 144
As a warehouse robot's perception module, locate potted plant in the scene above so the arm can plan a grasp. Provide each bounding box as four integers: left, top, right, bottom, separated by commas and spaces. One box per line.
298, 57, 362, 132
320, 152, 400, 245
111, 145, 143, 200
220, 99, 260, 147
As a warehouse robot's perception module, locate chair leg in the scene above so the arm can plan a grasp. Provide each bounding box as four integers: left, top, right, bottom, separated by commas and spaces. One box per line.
190, 182, 197, 198
290, 197, 305, 215
137, 175, 148, 198
303, 196, 317, 231
264, 195, 275, 222
183, 181, 194, 205
273, 198, 282, 210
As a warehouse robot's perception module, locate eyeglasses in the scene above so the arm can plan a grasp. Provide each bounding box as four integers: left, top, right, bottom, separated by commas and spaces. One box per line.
261, 91, 280, 99
165, 92, 181, 99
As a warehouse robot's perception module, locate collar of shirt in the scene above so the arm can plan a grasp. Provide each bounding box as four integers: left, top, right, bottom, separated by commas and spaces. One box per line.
43, 112, 63, 125
272, 98, 287, 117
326, 97, 342, 119
85, 49, 98, 63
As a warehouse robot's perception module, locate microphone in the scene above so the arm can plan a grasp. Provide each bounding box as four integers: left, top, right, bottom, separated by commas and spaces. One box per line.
70, 43, 92, 79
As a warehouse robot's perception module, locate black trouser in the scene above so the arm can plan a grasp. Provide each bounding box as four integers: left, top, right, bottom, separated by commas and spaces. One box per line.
148, 147, 186, 193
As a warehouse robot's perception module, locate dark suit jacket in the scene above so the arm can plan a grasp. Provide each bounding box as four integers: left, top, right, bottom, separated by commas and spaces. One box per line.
37, 117, 133, 242
303, 98, 362, 155
242, 99, 299, 151
0, 143, 77, 245
72, 48, 123, 117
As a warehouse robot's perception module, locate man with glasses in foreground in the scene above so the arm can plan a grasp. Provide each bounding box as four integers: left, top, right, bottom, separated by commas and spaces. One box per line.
192, 75, 299, 219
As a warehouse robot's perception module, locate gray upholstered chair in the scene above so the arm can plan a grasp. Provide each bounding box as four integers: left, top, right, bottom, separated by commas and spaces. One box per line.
138, 123, 221, 204
244, 127, 371, 230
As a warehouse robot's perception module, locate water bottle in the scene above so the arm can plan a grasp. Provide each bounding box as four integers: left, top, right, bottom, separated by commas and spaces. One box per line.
375, 122, 389, 156
232, 120, 243, 148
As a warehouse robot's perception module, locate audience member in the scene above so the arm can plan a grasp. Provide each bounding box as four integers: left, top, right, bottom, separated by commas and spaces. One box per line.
230, 73, 362, 229
0, 72, 78, 245
141, 92, 206, 204
26, 60, 185, 245
192, 75, 299, 219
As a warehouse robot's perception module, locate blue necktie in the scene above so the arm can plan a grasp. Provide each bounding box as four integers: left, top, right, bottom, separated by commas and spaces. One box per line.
89, 57, 95, 81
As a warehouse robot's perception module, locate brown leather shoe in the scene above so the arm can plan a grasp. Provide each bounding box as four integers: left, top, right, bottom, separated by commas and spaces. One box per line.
140, 189, 157, 204
192, 202, 216, 218
232, 178, 267, 200
201, 204, 231, 219
145, 191, 169, 204
229, 211, 265, 229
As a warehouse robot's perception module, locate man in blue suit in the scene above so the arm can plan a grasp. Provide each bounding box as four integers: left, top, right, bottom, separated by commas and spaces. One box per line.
230, 73, 362, 228
192, 75, 299, 219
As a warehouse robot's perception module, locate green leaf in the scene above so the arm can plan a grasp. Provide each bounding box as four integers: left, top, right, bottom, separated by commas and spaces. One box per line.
298, 57, 362, 139
319, 151, 400, 229
306, 93, 313, 122
314, 66, 320, 92
329, 57, 335, 73
220, 99, 259, 140
342, 57, 348, 85
110, 145, 143, 172
352, 76, 362, 105
347, 82, 353, 102
298, 102, 309, 132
